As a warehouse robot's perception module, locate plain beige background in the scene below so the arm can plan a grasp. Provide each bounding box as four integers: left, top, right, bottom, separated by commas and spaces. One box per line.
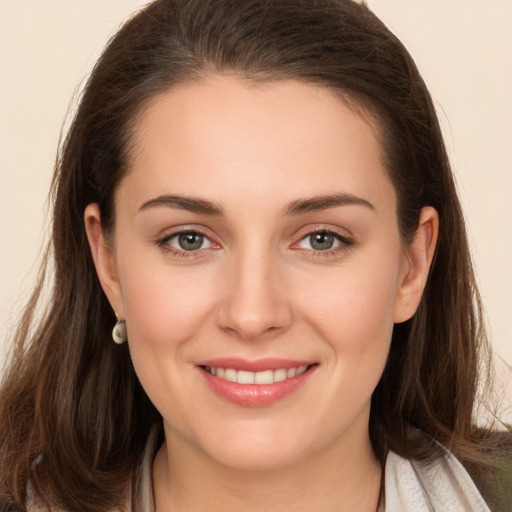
1, 1, 511, 408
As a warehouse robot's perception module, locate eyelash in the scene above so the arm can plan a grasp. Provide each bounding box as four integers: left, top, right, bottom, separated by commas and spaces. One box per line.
292, 228, 354, 257
156, 227, 354, 259
156, 228, 217, 258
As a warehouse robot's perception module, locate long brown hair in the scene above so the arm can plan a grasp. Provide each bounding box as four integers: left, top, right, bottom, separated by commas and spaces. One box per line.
1, 1, 509, 510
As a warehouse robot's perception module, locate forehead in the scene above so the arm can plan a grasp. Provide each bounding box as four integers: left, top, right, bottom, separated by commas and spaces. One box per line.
122, 74, 394, 215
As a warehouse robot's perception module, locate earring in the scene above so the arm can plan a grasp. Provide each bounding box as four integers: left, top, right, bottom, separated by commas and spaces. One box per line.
112, 318, 127, 344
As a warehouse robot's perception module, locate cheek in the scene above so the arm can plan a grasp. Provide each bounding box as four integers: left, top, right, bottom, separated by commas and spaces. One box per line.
298, 256, 401, 348
117, 255, 218, 354
317, 277, 395, 386
292, 245, 403, 410
116, 258, 220, 426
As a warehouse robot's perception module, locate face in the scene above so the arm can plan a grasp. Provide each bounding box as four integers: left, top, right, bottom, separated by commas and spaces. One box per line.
87, 75, 435, 471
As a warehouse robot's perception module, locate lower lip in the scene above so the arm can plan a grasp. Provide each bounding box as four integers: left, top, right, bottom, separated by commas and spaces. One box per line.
199, 365, 317, 407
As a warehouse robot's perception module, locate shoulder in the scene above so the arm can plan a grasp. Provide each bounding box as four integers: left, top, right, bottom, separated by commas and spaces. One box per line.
462, 430, 512, 512
385, 449, 491, 511
385, 429, 512, 512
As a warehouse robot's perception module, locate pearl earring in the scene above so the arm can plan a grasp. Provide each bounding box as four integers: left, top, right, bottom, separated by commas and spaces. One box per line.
112, 318, 127, 344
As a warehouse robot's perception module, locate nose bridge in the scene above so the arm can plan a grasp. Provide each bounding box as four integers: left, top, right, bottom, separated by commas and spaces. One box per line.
218, 238, 291, 339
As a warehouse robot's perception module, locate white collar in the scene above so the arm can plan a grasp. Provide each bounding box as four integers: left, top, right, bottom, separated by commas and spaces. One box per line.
384, 449, 490, 511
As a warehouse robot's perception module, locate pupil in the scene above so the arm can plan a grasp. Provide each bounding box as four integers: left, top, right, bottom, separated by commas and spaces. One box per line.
311, 233, 334, 250
178, 232, 204, 251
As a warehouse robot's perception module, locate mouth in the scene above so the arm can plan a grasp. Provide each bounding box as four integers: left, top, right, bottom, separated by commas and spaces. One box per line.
201, 364, 311, 384
197, 359, 318, 407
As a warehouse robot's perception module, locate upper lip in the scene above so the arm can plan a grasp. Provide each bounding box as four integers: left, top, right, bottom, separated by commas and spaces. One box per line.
197, 357, 316, 372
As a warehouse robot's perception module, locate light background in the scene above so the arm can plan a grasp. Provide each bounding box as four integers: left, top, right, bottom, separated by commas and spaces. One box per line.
0, 1, 511, 409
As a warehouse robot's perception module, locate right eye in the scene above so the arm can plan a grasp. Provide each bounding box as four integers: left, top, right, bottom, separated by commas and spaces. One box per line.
158, 230, 216, 256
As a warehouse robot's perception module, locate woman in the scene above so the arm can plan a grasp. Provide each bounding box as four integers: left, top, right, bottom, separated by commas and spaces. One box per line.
0, 0, 510, 510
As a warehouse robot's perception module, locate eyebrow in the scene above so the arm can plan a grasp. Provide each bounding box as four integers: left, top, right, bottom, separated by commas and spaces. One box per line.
283, 193, 375, 215
138, 192, 374, 216
139, 195, 224, 215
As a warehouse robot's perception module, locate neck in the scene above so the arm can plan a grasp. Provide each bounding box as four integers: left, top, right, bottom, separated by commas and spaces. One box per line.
152, 424, 382, 512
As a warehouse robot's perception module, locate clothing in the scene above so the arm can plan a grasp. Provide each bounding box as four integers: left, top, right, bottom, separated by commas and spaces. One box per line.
130, 428, 491, 511
27, 428, 491, 511
384, 450, 490, 511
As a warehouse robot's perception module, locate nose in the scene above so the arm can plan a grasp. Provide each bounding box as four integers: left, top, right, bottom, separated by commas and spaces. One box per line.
217, 248, 293, 340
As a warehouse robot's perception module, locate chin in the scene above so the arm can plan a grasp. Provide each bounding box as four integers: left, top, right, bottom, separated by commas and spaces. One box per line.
211, 445, 305, 472
195, 425, 318, 472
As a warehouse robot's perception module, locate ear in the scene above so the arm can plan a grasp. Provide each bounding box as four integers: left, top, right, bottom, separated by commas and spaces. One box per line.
394, 206, 439, 323
84, 203, 125, 318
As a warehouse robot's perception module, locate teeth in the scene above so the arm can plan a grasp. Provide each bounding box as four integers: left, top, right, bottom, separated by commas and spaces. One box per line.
204, 365, 311, 384
237, 370, 255, 384
224, 369, 237, 382
287, 368, 296, 378
273, 368, 287, 382
254, 370, 273, 384
297, 365, 307, 375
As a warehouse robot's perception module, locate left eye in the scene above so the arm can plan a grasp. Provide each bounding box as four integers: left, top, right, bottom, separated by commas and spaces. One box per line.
166, 231, 213, 251
297, 231, 346, 251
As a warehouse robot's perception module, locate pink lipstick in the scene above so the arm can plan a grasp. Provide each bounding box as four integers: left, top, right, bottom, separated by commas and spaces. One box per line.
197, 358, 318, 407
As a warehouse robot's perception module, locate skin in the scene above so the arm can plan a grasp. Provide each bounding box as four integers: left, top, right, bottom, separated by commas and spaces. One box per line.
85, 75, 438, 511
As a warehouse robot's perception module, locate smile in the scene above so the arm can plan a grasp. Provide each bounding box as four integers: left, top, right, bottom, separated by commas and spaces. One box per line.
198, 359, 318, 407
202, 365, 309, 384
